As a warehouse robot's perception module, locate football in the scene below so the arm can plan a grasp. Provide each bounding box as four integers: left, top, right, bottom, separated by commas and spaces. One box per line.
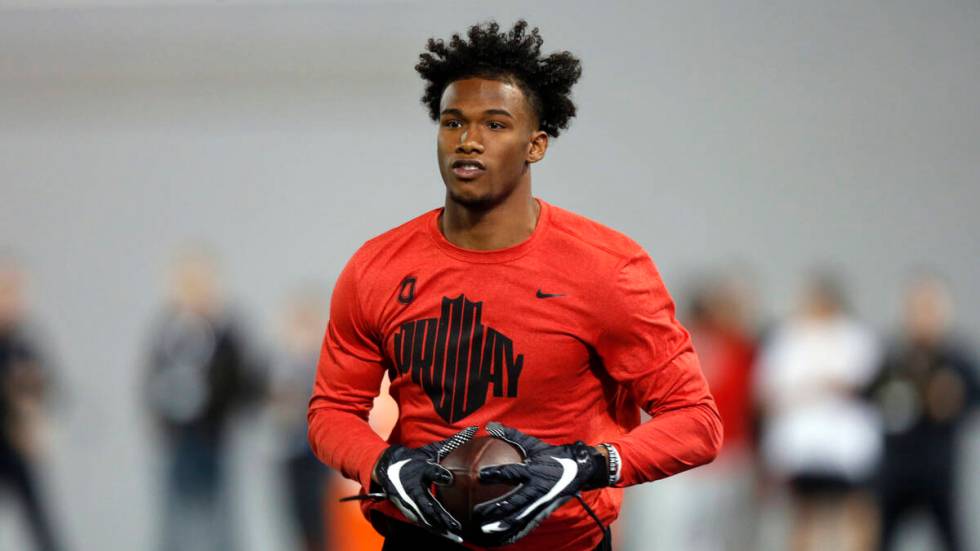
437, 435, 524, 536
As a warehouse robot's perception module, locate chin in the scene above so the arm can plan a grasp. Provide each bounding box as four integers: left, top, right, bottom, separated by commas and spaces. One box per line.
447, 186, 497, 211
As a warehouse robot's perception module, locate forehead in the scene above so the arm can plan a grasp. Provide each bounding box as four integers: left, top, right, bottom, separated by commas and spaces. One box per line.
439, 78, 531, 116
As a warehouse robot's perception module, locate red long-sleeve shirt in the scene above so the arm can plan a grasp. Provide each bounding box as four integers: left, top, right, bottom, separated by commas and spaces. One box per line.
308, 200, 722, 550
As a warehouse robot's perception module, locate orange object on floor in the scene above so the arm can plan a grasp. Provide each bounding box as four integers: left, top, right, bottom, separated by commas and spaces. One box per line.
326, 378, 398, 551
327, 479, 383, 551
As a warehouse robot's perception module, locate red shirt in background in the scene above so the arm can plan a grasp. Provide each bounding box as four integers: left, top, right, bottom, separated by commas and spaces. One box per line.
690, 325, 756, 453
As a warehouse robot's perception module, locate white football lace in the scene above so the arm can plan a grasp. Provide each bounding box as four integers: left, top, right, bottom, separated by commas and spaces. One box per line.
486, 422, 528, 457
437, 426, 478, 459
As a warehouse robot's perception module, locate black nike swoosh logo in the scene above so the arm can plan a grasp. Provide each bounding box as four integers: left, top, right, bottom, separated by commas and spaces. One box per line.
536, 289, 565, 299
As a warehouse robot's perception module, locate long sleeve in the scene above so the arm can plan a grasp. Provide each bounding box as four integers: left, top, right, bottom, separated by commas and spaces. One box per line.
597, 253, 723, 486
307, 256, 390, 491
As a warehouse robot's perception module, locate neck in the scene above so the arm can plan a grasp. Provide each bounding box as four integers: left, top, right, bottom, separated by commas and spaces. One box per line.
908, 329, 944, 347
441, 183, 539, 251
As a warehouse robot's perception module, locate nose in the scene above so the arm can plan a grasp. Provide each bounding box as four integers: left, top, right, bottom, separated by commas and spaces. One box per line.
456, 127, 485, 155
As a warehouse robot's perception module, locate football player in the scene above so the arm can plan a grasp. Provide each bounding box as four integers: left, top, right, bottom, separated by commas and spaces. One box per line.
308, 20, 722, 550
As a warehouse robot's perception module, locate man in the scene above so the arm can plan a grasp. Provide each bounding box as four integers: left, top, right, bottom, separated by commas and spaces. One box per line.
308, 20, 722, 550
0, 258, 64, 551
143, 248, 261, 551
867, 275, 978, 551
269, 287, 332, 551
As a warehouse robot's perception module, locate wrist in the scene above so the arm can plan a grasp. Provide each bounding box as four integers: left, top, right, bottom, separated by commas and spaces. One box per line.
593, 445, 609, 460
371, 445, 393, 484
594, 443, 621, 487
579, 443, 609, 489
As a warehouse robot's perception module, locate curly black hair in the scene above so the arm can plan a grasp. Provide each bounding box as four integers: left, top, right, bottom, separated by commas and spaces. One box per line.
415, 20, 582, 138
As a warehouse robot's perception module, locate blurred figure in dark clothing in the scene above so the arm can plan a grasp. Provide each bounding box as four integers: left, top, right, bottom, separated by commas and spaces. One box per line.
0, 258, 64, 551
144, 248, 262, 551
867, 275, 979, 551
270, 287, 331, 551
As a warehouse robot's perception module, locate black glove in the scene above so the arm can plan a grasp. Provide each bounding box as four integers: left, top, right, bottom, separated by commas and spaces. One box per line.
374, 426, 478, 543
472, 422, 609, 546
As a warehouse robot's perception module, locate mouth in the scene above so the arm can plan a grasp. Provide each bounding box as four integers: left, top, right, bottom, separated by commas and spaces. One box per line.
451, 159, 486, 180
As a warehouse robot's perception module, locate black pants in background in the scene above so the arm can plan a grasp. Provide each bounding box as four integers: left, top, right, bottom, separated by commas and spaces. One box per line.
0, 440, 62, 551
284, 451, 329, 551
879, 472, 959, 551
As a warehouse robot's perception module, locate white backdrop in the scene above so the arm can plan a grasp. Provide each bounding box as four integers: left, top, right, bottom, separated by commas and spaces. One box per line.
1, 1, 978, 550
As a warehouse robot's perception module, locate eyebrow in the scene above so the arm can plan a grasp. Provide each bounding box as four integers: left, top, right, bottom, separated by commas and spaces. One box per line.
440, 108, 515, 119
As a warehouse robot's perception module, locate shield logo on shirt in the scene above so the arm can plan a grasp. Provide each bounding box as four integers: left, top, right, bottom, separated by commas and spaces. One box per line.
393, 294, 524, 423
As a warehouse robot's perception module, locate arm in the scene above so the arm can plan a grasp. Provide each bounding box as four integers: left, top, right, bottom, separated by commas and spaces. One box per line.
2, 326, 54, 457
596, 253, 723, 486
306, 258, 477, 541
473, 253, 722, 546
306, 258, 390, 491
953, 345, 980, 411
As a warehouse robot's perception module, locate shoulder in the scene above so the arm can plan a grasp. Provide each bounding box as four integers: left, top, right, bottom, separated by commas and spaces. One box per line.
941, 336, 979, 370
344, 208, 439, 276
838, 317, 879, 350
334, 208, 440, 318
1, 321, 43, 360
759, 321, 804, 357
544, 201, 647, 267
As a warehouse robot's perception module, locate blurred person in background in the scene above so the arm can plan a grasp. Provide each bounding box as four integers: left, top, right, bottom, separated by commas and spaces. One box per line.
866, 274, 978, 551
143, 247, 263, 551
0, 257, 64, 551
755, 272, 881, 551
676, 273, 759, 551
270, 286, 331, 551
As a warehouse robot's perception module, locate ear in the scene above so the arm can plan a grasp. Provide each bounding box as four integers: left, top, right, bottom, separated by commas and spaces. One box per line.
526, 130, 549, 164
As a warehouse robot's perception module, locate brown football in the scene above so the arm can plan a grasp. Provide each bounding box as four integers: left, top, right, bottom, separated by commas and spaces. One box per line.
436, 436, 524, 536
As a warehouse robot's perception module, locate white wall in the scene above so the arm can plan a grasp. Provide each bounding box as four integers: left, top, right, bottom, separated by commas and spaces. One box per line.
1, 1, 978, 549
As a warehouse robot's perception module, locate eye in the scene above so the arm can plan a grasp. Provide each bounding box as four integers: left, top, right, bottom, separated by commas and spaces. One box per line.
487, 121, 507, 130
442, 119, 463, 129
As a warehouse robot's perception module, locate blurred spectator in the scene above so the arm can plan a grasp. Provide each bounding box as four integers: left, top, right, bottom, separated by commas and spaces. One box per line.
689, 274, 758, 465
270, 287, 331, 551
667, 273, 760, 551
143, 247, 263, 551
327, 356, 398, 551
755, 272, 881, 551
0, 257, 64, 551
866, 275, 979, 551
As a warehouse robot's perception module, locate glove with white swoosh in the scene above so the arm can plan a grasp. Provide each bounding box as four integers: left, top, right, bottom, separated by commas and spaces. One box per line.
374, 426, 478, 543
472, 422, 609, 546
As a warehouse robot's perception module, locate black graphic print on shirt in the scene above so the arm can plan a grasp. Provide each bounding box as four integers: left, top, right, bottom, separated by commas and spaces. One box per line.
392, 294, 524, 423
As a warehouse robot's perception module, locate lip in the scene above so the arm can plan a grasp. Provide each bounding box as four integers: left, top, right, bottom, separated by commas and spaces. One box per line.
451, 159, 486, 180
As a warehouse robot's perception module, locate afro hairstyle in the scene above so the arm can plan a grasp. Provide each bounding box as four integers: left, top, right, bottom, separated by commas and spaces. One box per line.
415, 20, 582, 138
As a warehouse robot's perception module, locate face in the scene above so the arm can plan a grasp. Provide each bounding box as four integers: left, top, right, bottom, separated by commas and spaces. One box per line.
437, 78, 548, 209
904, 279, 952, 342
170, 255, 220, 315
0, 265, 25, 327
283, 295, 326, 355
